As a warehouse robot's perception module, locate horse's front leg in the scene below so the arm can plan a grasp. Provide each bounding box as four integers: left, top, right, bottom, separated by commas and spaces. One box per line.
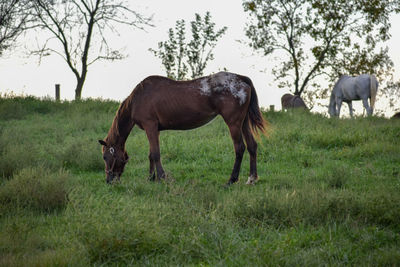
347, 101, 354, 117
335, 97, 343, 117
145, 124, 165, 180
148, 155, 156, 181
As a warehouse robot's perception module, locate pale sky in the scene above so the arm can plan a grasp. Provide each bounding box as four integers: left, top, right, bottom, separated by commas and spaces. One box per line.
0, 0, 399, 114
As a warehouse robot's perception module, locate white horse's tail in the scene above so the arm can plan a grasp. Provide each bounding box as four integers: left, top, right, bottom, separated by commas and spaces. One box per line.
370, 74, 378, 111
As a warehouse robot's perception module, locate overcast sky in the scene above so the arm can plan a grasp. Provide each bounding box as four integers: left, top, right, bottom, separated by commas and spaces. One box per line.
0, 0, 399, 112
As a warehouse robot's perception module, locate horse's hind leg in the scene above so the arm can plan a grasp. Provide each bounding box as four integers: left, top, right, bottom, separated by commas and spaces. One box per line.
225, 120, 246, 185
242, 117, 258, 185
362, 98, 372, 116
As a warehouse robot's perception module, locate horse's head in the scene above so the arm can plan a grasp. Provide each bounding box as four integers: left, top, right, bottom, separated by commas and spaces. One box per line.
98, 140, 129, 184
328, 92, 338, 117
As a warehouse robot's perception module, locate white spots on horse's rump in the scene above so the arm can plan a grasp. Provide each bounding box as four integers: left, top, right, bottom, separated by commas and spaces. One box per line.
232, 88, 247, 105
199, 79, 211, 95
199, 72, 248, 105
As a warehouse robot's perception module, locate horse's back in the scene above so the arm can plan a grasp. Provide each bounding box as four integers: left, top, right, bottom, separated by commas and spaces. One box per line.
292, 96, 308, 109
281, 93, 308, 110
337, 75, 372, 100
131, 72, 252, 130
354, 74, 373, 98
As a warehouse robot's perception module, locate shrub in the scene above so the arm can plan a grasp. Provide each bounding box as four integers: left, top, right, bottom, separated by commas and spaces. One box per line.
69, 198, 170, 265
0, 167, 70, 213
0, 100, 27, 121
230, 187, 400, 229
0, 96, 58, 121
61, 138, 104, 171
0, 143, 38, 178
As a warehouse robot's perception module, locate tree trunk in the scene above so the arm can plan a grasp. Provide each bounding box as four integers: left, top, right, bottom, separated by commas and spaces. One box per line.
74, 77, 85, 100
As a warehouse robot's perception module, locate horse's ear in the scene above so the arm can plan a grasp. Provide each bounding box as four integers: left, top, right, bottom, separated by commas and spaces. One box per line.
124, 151, 129, 162
98, 140, 107, 146
124, 151, 129, 163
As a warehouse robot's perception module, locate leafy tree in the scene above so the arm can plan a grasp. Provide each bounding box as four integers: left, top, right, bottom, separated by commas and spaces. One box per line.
30, 0, 152, 100
243, 0, 400, 107
150, 20, 188, 80
150, 12, 227, 80
0, 0, 31, 55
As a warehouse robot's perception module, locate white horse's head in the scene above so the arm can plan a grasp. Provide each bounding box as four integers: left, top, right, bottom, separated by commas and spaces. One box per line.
328, 93, 337, 117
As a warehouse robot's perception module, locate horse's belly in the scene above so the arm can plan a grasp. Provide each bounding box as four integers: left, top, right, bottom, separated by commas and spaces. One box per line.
158, 112, 217, 131
342, 89, 359, 101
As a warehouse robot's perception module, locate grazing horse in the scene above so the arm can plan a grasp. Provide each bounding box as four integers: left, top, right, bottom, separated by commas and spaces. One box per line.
392, 112, 400, 119
328, 74, 378, 117
281, 93, 308, 110
99, 72, 267, 185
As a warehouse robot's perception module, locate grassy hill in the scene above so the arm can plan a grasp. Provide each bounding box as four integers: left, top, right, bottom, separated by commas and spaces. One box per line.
1, 96, 399, 266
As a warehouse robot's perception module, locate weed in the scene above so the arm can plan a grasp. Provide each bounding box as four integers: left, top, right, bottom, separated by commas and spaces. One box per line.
0, 167, 70, 213
61, 138, 104, 171
326, 166, 348, 189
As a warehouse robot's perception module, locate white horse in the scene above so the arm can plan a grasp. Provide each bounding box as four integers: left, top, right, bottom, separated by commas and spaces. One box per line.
328, 74, 378, 117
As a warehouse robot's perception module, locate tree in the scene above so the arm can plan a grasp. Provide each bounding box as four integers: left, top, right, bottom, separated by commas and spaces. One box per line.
150, 19, 188, 80
0, 0, 31, 55
30, 0, 152, 100
150, 12, 227, 80
243, 0, 400, 105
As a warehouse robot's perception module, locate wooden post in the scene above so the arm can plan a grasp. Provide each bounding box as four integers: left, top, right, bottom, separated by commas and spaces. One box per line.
269, 105, 275, 112
55, 84, 60, 101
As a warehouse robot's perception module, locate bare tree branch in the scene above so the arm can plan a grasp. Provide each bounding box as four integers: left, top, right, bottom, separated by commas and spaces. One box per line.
0, 0, 33, 55
29, 0, 152, 100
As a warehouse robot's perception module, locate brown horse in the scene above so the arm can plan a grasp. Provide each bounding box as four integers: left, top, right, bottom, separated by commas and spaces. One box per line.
392, 112, 400, 119
99, 72, 267, 185
281, 93, 308, 110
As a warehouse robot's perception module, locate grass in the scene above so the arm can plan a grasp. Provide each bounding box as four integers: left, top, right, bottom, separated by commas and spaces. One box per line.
0, 167, 70, 213
0, 96, 400, 266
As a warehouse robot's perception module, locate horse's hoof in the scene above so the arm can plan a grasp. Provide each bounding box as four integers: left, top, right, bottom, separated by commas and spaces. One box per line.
148, 173, 156, 181
246, 175, 258, 185
225, 178, 238, 187
223, 182, 233, 188
163, 173, 175, 183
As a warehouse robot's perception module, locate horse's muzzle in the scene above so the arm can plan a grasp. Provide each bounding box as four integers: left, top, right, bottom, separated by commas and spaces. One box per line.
106, 173, 120, 184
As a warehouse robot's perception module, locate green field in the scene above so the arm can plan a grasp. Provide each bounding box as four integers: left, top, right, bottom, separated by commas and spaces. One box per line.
1, 96, 400, 266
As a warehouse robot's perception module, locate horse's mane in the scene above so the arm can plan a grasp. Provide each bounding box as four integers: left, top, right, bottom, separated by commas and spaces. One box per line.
106, 83, 139, 146
105, 75, 203, 145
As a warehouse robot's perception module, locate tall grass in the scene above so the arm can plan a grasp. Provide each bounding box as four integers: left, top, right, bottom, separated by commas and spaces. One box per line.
0, 97, 399, 266
0, 167, 70, 213
0, 97, 115, 178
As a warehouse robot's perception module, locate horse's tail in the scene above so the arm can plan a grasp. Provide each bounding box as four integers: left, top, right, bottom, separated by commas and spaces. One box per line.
240, 75, 268, 137
370, 74, 378, 111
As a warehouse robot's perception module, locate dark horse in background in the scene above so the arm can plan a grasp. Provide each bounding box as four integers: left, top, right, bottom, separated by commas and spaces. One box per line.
281, 93, 308, 110
392, 112, 400, 119
99, 72, 267, 185
329, 74, 378, 117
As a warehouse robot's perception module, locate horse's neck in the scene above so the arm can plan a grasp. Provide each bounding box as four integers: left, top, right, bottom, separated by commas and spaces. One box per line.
328, 93, 336, 111
107, 99, 135, 147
